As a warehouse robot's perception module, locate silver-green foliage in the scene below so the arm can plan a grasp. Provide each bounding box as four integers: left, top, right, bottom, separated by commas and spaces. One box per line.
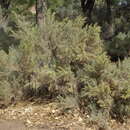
0, 11, 129, 122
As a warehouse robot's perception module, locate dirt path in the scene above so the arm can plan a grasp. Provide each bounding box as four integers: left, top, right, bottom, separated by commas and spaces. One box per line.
0, 120, 129, 130
0, 120, 53, 130
0, 120, 87, 130
0, 102, 129, 130
0, 120, 26, 130
0, 102, 87, 130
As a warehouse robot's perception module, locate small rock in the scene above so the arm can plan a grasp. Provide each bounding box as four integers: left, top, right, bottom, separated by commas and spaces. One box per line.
26, 119, 31, 124
52, 110, 56, 114
78, 117, 83, 122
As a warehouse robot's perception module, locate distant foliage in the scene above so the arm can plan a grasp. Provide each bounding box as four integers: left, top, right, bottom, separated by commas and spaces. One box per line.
47, 0, 81, 19
106, 32, 130, 60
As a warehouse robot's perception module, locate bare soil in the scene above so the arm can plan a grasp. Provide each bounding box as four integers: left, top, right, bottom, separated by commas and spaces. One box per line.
0, 101, 129, 130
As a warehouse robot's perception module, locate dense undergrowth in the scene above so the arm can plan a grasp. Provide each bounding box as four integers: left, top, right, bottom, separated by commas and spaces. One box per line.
0, 11, 130, 129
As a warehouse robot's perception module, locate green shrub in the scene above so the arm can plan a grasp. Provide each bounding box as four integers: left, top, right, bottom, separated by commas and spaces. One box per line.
78, 54, 130, 122
106, 32, 130, 60
0, 11, 129, 124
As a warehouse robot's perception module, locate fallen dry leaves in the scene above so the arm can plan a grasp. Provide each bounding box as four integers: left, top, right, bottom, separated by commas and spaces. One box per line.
0, 101, 129, 130
0, 101, 87, 129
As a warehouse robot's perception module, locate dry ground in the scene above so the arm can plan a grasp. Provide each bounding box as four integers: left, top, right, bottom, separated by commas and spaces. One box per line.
0, 101, 129, 130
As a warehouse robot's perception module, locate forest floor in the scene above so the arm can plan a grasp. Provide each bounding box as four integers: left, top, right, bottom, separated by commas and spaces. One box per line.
0, 101, 130, 130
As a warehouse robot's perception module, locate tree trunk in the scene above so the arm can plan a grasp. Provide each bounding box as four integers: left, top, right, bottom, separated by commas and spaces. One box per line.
105, 0, 112, 24
80, 0, 95, 26
36, 0, 45, 26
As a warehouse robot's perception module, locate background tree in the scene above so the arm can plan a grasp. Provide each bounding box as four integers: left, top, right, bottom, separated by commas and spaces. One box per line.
36, 0, 46, 26
80, 0, 112, 24
47, 0, 81, 19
